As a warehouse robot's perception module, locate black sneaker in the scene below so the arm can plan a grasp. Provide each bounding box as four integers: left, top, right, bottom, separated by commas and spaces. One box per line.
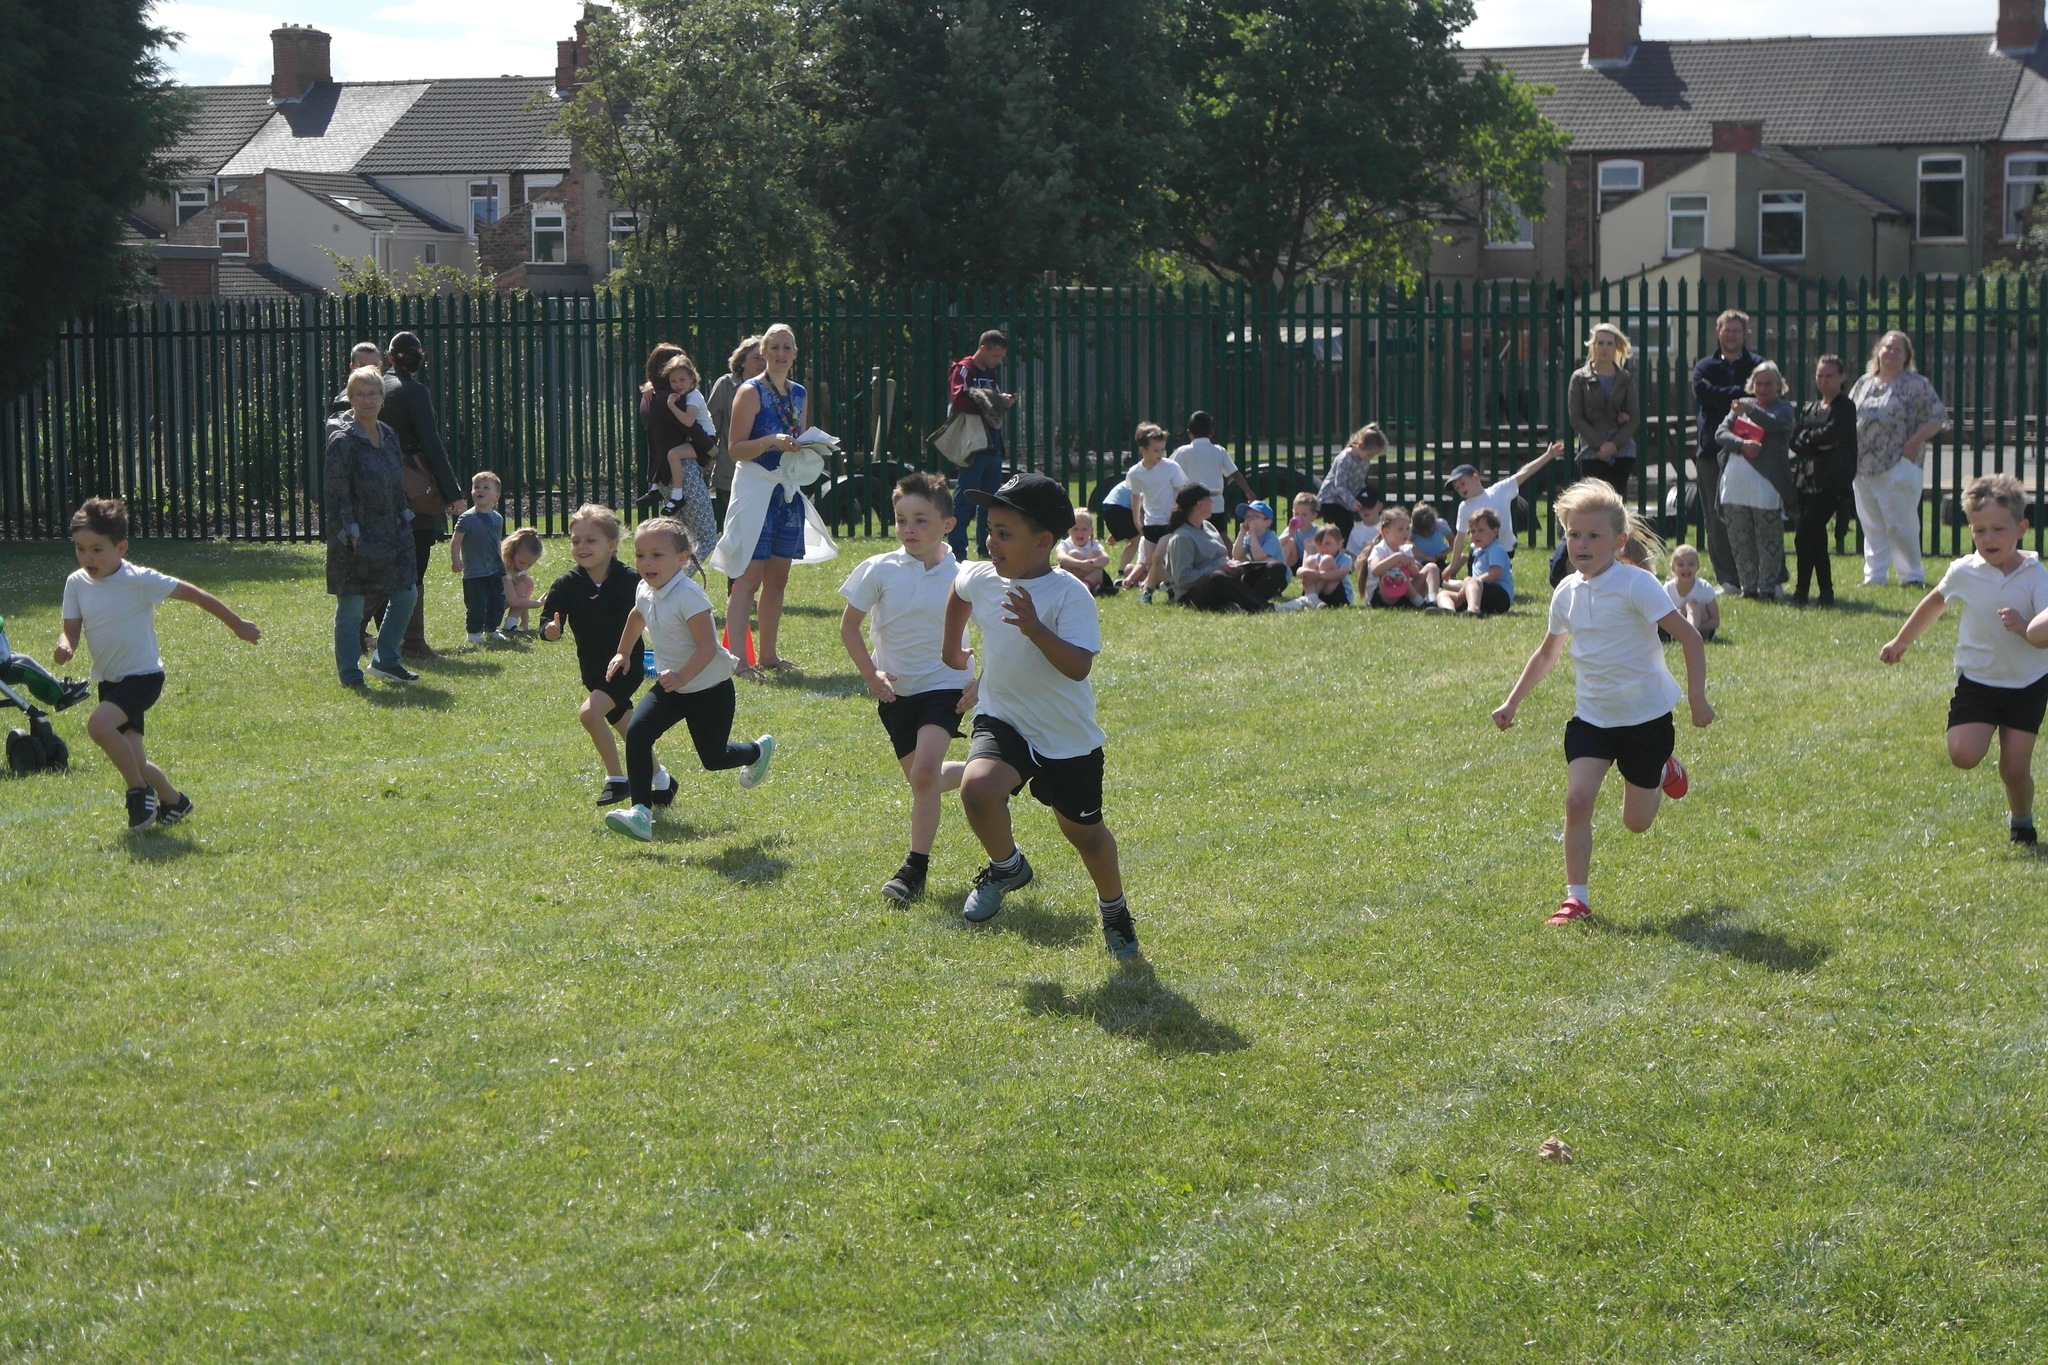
1101, 905, 1140, 960
56, 678, 93, 711
2013, 822, 2038, 846
155, 792, 195, 826
648, 772, 678, 807
596, 777, 631, 806
881, 863, 927, 903
125, 786, 159, 831
368, 659, 419, 684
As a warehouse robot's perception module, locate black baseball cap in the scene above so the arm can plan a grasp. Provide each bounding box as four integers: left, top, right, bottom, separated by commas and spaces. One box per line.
963, 472, 1076, 537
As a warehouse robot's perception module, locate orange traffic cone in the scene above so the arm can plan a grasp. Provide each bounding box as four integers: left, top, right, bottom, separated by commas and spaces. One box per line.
723, 620, 756, 665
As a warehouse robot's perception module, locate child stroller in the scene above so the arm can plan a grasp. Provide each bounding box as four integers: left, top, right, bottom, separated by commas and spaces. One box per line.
0, 616, 90, 774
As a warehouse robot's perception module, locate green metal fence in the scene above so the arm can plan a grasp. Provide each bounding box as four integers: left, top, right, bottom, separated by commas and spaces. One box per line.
4, 278, 2045, 552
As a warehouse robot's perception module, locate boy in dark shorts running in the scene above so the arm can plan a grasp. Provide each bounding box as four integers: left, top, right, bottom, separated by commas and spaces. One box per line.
942, 473, 1138, 958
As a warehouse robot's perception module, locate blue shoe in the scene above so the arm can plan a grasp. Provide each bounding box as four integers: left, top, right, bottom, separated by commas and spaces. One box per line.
1101, 905, 1140, 960
738, 734, 775, 789
604, 804, 654, 842
962, 851, 1032, 922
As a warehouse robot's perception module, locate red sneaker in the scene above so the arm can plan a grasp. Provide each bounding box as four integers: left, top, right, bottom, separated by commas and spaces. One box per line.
1547, 897, 1592, 926
1661, 755, 1689, 800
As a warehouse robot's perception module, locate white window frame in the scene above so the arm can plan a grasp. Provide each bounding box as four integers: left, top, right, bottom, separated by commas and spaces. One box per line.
422, 243, 438, 266
469, 179, 500, 234
524, 173, 564, 202
215, 216, 250, 258
175, 187, 209, 225
530, 207, 567, 264
1667, 193, 1709, 256
1484, 195, 1533, 250
1597, 159, 1643, 213
607, 211, 638, 271
1917, 154, 1967, 242
1757, 190, 1806, 260
2004, 153, 2048, 240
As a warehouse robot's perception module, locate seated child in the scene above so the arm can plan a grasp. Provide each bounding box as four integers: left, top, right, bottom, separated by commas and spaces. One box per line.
1409, 503, 1450, 566
1663, 544, 1720, 642
0, 615, 91, 711
1232, 500, 1288, 582
1363, 507, 1443, 608
1436, 506, 1513, 615
1281, 525, 1354, 608
500, 527, 544, 634
1282, 491, 1320, 570
1345, 489, 1385, 562
1057, 509, 1117, 596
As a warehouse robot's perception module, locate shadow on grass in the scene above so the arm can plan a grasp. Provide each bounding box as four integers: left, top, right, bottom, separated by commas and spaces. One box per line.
763, 669, 870, 699
1021, 962, 1251, 1055
124, 832, 209, 862
357, 683, 458, 710
702, 835, 791, 884
971, 897, 1095, 948
1594, 904, 1832, 974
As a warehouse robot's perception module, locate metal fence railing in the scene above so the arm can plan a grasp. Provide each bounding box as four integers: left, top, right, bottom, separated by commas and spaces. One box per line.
4, 277, 2045, 554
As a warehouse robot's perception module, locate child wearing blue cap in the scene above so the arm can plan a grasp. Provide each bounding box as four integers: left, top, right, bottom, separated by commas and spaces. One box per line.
1232, 500, 1288, 584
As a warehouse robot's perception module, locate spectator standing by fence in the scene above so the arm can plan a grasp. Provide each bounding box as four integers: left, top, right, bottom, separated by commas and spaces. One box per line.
328, 342, 382, 418
707, 336, 764, 525
1568, 324, 1637, 495
375, 332, 466, 660
1850, 330, 1948, 589
1692, 311, 1760, 591
948, 330, 1016, 559
1789, 354, 1858, 606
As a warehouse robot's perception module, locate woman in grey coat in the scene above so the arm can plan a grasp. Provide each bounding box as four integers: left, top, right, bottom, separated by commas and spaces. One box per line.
1714, 360, 1798, 599
1565, 322, 1638, 494
326, 367, 420, 686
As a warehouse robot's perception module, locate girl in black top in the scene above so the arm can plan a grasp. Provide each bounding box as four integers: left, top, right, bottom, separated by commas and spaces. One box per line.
540, 504, 664, 807
1789, 354, 1859, 606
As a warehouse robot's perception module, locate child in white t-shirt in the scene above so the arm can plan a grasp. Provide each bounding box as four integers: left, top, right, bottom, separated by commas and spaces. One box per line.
1662, 544, 1720, 642
1881, 474, 2048, 845
1493, 480, 1714, 925
53, 497, 261, 832
943, 474, 1138, 959
602, 518, 774, 842
1057, 509, 1116, 596
1121, 422, 1187, 599
1170, 411, 1254, 526
839, 473, 976, 901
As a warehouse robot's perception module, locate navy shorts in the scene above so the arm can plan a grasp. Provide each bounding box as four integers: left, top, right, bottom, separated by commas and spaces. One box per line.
1472, 582, 1512, 616
1564, 712, 1674, 790
877, 688, 965, 759
750, 487, 808, 561
1099, 504, 1138, 541
968, 714, 1105, 825
1141, 523, 1171, 544
98, 671, 165, 735
1949, 672, 2048, 735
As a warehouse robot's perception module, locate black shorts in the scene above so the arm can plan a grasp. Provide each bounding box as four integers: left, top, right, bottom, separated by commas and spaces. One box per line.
1564, 712, 1675, 790
1099, 504, 1138, 541
582, 665, 643, 726
1141, 523, 1171, 544
878, 688, 965, 759
1474, 582, 1511, 616
98, 671, 165, 735
1948, 672, 2048, 735
967, 714, 1105, 825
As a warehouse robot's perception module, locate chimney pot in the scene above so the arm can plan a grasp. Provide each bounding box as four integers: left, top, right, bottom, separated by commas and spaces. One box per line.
1998, 0, 2044, 52
1711, 120, 1764, 154
270, 25, 331, 101
1587, 0, 1641, 68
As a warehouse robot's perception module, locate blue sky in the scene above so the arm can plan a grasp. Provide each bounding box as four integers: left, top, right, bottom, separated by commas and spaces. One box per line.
153, 0, 2001, 85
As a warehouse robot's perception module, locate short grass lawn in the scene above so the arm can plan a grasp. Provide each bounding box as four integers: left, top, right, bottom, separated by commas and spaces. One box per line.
2, 538, 2044, 1362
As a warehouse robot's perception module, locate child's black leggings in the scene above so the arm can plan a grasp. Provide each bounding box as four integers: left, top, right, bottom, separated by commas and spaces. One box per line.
625, 678, 757, 804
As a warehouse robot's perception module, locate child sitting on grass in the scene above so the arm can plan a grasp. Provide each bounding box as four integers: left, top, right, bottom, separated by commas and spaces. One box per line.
500, 527, 544, 634
1436, 507, 1512, 616
451, 471, 507, 644
1282, 492, 1320, 570
602, 518, 774, 842
1232, 500, 1287, 586
52, 497, 261, 831
1362, 507, 1442, 609
1057, 509, 1116, 597
1409, 502, 1450, 568
943, 474, 1139, 958
1880, 473, 2048, 845
1663, 544, 1720, 642
1280, 525, 1354, 609
839, 473, 977, 902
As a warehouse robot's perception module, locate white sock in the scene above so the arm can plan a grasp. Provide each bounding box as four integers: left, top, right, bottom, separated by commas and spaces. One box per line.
605, 772, 625, 782
1567, 883, 1590, 906
653, 767, 673, 791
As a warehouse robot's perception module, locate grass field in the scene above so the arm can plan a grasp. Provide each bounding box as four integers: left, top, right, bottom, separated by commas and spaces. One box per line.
2, 537, 2044, 1362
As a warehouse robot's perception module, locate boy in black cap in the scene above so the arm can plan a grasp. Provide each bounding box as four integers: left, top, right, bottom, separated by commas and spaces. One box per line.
941, 473, 1138, 958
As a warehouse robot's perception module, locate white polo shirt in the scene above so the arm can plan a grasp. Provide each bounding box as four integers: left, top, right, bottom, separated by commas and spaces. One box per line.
954, 561, 1104, 759
1935, 551, 2048, 687
1125, 458, 1188, 527
1455, 476, 1521, 543
636, 571, 735, 691
838, 547, 972, 698
1547, 561, 1683, 729
1170, 438, 1239, 503
60, 561, 179, 683
1665, 577, 1718, 612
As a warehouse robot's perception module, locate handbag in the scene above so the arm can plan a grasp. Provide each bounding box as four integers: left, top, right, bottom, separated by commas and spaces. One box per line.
400, 452, 446, 519
927, 410, 989, 469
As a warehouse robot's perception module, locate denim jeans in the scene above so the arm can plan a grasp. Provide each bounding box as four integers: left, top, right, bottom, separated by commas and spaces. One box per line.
950, 444, 1007, 558
335, 584, 418, 684
463, 575, 507, 635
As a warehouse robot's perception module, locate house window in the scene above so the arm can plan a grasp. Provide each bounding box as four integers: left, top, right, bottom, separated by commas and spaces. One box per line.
1918, 155, 1966, 241
469, 180, 499, 234
524, 174, 563, 202
1485, 195, 1533, 249
2005, 154, 2048, 239
531, 208, 567, 264
176, 187, 209, 225
216, 216, 249, 257
1667, 193, 1708, 255
1597, 160, 1643, 213
607, 211, 638, 271
422, 243, 437, 266
1758, 190, 1806, 259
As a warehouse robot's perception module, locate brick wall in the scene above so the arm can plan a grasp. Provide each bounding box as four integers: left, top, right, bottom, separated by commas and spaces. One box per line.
154, 257, 219, 299
478, 171, 594, 289
166, 178, 269, 264
1564, 150, 1709, 278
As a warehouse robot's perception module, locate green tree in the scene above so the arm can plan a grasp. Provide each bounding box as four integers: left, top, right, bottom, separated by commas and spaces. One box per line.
323, 251, 509, 298
1163, 0, 1565, 292
557, 0, 842, 286
0, 0, 190, 398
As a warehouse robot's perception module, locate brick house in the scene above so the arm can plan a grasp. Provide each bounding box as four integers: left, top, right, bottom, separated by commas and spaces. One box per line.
1436, 0, 2048, 288
130, 21, 633, 299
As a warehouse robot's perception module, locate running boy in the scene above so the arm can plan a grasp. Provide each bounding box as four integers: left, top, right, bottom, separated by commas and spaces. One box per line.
1879, 473, 2048, 844
840, 473, 978, 902
942, 474, 1137, 958
53, 497, 261, 831
602, 517, 774, 842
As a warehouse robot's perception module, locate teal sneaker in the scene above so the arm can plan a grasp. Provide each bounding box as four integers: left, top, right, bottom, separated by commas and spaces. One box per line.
738, 734, 776, 789
961, 851, 1033, 923
1101, 905, 1140, 960
604, 804, 654, 842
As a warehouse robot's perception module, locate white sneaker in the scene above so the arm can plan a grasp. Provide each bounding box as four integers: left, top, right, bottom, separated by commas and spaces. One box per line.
466, 632, 486, 645
738, 734, 776, 788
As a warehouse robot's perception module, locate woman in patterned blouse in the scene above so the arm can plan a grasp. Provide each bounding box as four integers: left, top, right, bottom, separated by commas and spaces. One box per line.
1848, 330, 1948, 589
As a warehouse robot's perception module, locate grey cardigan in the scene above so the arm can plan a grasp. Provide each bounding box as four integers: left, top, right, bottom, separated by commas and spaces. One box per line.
1714, 398, 1799, 510
1566, 363, 1637, 457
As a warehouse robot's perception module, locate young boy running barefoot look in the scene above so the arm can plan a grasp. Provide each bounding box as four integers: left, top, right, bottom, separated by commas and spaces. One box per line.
1493, 481, 1714, 925
53, 498, 261, 831
1880, 474, 2048, 845
942, 475, 1138, 958
839, 474, 978, 902
602, 518, 774, 842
